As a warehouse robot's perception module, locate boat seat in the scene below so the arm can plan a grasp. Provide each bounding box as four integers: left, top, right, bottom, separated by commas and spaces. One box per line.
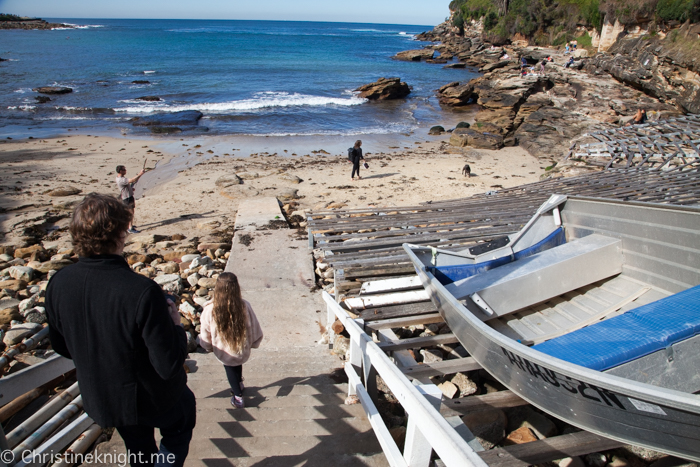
532, 284, 700, 371
445, 233, 623, 320
428, 227, 566, 286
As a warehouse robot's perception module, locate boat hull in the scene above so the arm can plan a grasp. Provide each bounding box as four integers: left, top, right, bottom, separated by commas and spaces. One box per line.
404, 197, 700, 460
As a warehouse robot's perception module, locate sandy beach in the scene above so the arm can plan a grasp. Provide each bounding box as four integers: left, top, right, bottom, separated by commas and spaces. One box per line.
0, 133, 544, 249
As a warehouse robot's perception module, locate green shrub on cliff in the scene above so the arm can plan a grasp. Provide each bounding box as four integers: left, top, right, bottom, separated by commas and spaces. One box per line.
656, 0, 699, 22
0, 13, 25, 21
449, 0, 699, 43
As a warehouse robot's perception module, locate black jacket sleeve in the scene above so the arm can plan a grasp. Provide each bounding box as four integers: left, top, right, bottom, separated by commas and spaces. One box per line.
136, 284, 188, 381
45, 277, 72, 359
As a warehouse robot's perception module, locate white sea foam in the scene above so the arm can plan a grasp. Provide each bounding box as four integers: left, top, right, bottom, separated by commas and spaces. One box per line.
53, 24, 104, 30
14, 88, 33, 94
113, 92, 366, 113
8, 105, 36, 111
143, 70, 156, 74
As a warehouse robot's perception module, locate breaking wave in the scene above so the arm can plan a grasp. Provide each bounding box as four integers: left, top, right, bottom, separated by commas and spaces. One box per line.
113, 92, 366, 113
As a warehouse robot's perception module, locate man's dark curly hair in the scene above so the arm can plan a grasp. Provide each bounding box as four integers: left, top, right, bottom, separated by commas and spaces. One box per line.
70, 193, 132, 257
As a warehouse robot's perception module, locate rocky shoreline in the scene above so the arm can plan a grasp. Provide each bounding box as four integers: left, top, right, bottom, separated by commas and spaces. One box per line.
400, 20, 698, 175
0, 18, 74, 30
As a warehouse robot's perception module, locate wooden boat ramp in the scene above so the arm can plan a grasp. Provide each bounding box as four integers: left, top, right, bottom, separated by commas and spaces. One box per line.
312, 167, 700, 466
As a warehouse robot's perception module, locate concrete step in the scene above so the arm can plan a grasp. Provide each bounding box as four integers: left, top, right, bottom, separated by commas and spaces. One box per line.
196, 393, 347, 409
196, 403, 365, 422
183, 452, 388, 467
187, 431, 383, 458
193, 417, 372, 438
187, 380, 347, 399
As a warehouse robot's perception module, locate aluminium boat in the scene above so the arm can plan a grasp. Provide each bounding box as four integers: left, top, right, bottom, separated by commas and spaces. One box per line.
403, 195, 700, 460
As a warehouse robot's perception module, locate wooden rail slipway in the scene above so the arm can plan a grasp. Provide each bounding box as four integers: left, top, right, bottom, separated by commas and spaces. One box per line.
309, 166, 700, 465
567, 114, 700, 171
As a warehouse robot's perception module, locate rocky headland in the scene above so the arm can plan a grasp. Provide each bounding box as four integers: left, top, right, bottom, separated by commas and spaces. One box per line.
400, 18, 699, 176
0, 17, 74, 30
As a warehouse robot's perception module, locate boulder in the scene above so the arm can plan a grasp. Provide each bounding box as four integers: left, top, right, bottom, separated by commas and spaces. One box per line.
187, 274, 200, 287
428, 125, 445, 135
455, 121, 470, 129
197, 243, 229, 252
420, 349, 443, 363
215, 174, 243, 188
35, 259, 73, 274
4, 322, 43, 346
356, 78, 410, 100
24, 308, 47, 324
471, 121, 503, 135
9, 266, 34, 282
14, 244, 45, 259
461, 409, 507, 450
451, 372, 478, 397
197, 277, 217, 289
136, 96, 161, 101
131, 234, 167, 245
504, 426, 538, 445
153, 274, 182, 294
276, 188, 299, 202
280, 173, 303, 184
160, 262, 179, 274
450, 128, 504, 150
437, 381, 459, 399
185, 331, 198, 353
190, 256, 213, 268
35, 96, 51, 104
181, 254, 201, 263
393, 49, 435, 61
0, 280, 26, 292
0, 306, 22, 325
46, 186, 81, 197
33, 86, 73, 95
132, 80, 150, 84
131, 110, 203, 127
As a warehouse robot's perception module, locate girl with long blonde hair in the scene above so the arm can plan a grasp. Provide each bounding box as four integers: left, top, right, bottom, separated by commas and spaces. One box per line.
199, 272, 263, 408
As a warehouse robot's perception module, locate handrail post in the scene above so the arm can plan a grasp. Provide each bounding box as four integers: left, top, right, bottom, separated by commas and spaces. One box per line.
360, 335, 378, 405
347, 319, 364, 397
326, 302, 335, 351
403, 384, 442, 467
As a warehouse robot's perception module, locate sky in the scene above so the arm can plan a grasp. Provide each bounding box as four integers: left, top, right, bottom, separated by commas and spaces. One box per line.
0, 0, 451, 26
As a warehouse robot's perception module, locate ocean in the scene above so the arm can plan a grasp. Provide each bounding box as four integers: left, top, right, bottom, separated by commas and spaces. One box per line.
0, 19, 477, 140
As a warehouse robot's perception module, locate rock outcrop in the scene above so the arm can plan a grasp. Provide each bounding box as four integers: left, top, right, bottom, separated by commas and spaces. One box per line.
393, 49, 435, 61
33, 87, 73, 95
356, 78, 410, 100
585, 22, 700, 114
0, 19, 73, 30
131, 110, 204, 133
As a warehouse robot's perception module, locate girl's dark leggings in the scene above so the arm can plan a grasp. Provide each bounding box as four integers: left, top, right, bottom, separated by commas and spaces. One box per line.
224, 365, 243, 397
352, 160, 361, 178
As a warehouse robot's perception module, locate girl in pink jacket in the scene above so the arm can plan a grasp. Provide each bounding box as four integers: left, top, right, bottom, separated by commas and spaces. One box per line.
199, 272, 263, 408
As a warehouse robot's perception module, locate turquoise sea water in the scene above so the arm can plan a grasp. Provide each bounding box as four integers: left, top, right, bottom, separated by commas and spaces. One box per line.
0, 19, 477, 138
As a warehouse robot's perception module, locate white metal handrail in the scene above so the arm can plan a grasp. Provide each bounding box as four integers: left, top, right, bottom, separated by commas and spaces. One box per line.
323, 291, 487, 467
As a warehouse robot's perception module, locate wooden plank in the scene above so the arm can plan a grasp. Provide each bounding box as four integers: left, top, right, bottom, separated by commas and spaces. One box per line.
0, 355, 75, 408
440, 391, 527, 417
344, 290, 430, 310
378, 333, 460, 352
401, 357, 482, 379
477, 431, 623, 467
360, 275, 422, 294
360, 300, 437, 321
365, 313, 444, 330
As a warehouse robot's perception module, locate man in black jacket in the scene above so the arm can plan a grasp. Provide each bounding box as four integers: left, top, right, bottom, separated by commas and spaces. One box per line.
46, 193, 195, 467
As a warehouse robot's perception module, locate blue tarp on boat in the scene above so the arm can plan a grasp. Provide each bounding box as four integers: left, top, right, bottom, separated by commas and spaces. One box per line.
428, 227, 566, 285
532, 284, 700, 371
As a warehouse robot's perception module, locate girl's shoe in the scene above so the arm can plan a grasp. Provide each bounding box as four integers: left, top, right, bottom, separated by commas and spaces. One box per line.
231, 395, 244, 409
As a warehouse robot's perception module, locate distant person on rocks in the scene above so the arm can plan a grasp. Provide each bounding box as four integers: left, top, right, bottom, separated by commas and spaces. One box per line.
350, 140, 364, 181
539, 59, 547, 74
520, 56, 527, 72
199, 272, 263, 409
632, 108, 647, 125
116, 164, 145, 234
565, 42, 570, 54
572, 40, 578, 50
46, 193, 195, 467
565, 56, 575, 68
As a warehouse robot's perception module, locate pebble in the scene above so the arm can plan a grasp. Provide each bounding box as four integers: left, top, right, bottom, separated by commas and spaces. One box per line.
197, 277, 217, 289
153, 274, 182, 294
451, 372, 478, 397
187, 274, 200, 287
19, 294, 40, 314
193, 296, 209, 307
437, 380, 459, 399
420, 349, 443, 363
181, 254, 201, 263
190, 256, 213, 268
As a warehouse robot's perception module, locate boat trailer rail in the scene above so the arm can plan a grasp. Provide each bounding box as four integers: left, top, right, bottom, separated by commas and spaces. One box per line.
322, 291, 487, 467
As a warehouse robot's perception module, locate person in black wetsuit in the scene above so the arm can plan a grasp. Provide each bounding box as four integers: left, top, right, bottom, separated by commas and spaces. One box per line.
350, 139, 364, 181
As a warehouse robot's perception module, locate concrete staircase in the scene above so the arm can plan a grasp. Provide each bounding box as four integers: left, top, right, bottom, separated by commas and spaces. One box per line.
182, 198, 387, 466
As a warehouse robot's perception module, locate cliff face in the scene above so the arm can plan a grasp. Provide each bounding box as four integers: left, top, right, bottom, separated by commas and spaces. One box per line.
583, 23, 700, 113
